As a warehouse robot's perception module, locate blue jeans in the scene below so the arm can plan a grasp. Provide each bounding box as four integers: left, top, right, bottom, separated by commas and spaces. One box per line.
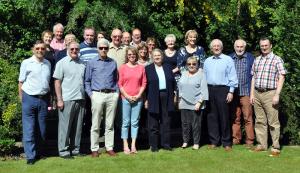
121, 99, 142, 139
22, 91, 48, 160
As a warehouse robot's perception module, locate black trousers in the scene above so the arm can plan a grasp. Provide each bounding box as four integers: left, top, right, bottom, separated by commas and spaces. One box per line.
148, 91, 171, 149
207, 86, 232, 147
181, 109, 203, 145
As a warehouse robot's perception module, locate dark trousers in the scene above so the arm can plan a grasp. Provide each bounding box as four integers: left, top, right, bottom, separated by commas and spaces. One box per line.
148, 91, 171, 149
181, 109, 203, 145
22, 91, 48, 160
207, 86, 232, 147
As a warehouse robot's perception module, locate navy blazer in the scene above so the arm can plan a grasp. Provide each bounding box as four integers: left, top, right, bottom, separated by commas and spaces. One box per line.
145, 63, 176, 114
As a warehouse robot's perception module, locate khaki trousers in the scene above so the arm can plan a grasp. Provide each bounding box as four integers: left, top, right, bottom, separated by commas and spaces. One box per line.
90, 91, 119, 151
254, 90, 280, 150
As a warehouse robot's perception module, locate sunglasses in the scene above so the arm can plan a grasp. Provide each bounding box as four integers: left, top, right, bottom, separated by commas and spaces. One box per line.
70, 48, 80, 51
187, 63, 197, 66
98, 47, 109, 50
35, 47, 45, 51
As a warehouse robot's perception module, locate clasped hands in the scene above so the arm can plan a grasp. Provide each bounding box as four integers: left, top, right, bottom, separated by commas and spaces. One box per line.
126, 95, 140, 103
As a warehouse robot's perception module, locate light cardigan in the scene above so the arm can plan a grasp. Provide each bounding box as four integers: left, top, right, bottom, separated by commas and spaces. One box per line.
178, 70, 209, 110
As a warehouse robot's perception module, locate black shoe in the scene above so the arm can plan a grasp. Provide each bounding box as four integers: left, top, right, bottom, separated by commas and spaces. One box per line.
27, 159, 36, 165
73, 153, 86, 157
150, 147, 159, 152
60, 155, 74, 159
163, 146, 173, 151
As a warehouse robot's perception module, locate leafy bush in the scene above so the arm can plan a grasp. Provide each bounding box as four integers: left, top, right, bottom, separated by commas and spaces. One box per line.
0, 139, 15, 156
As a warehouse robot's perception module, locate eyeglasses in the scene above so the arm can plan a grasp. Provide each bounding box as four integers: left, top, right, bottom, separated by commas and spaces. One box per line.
98, 47, 109, 50
112, 35, 122, 38
187, 63, 197, 66
70, 48, 80, 51
35, 47, 45, 51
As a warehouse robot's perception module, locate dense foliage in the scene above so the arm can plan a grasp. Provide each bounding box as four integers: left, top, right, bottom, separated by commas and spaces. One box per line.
0, 0, 299, 153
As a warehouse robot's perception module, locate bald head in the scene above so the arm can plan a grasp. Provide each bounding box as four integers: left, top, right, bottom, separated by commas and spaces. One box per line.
122, 32, 131, 46
111, 28, 122, 47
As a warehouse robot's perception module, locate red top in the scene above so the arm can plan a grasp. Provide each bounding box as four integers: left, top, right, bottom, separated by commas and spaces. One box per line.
118, 64, 147, 99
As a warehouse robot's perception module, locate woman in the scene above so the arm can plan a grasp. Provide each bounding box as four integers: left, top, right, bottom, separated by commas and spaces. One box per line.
163, 34, 179, 74
137, 43, 151, 66
177, 30, 206, 72
97, 31, 107, 41
146, 37, 157, 60
118, 47, 147, 154
178, 56, 208, 150
145, 49, 176, 152
41, 30, 56, 110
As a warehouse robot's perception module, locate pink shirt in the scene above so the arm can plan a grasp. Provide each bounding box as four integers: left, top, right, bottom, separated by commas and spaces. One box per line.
50, 38, 65, 53
118, 64, 147, 99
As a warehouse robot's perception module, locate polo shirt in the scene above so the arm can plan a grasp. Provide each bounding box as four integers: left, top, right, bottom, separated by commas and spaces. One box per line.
53, 56, 86, 101
18, 56, 51, 95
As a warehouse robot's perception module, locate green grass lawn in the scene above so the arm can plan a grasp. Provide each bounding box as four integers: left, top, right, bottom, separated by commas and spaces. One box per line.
1, 145, 300, 173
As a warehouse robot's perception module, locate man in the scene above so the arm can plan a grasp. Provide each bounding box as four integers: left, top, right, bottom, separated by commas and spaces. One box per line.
55, 33, 76, 64
53, 42, 86, 159
229, 39, 255, 147
18, 41, 51, 165
50, 23, 65, 53
130, 28, 145, 47
122, 31, 131, 46
204, 39, 238, 151
85, 38, 119, 157
250, 37, 286, 157
107, 28, 127, 68
80, 27, 98, 63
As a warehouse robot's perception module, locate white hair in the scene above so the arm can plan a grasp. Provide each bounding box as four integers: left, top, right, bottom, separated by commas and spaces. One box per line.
210, 39, 223, 49
97, 38, 109, 47
164, 34, 176, 43
53, 23, 64, 33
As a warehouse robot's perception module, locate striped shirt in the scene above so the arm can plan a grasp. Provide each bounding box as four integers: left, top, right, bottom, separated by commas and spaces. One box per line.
79, 42, 98, 64
233, 55, 248, 96
251, 52, 286, 89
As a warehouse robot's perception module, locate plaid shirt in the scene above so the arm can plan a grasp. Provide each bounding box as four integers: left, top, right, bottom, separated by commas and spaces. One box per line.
251, 52, 286, 89
234, 55, 248, 96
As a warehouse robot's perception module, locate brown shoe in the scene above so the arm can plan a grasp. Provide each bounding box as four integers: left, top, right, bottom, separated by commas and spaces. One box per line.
252, 147, 267, 152
269, 151, 280, 157
233, 139, 240, 145
224, 146, 232, 152
244, 143, 254, 149
208, 144, 217, 149
91, 151, 99, 158
106, 150, 117, 156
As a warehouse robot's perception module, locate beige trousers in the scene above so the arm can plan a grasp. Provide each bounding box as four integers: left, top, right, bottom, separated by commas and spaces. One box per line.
254, 89, 280, 150
90, 91, 119, 151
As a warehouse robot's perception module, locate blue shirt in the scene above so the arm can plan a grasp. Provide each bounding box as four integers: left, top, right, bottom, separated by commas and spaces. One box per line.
155, 65, 166, 90
85, 56, 118, 96
80, 42, 98, 64
18, 56, 51, 95
203, 53, 238, 92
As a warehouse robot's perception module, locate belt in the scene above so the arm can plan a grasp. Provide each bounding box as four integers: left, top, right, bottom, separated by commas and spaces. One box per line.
208, 84, 227, 87
255, 87, 275, 92
93, 89, 116, 93
31, 94, 47, 99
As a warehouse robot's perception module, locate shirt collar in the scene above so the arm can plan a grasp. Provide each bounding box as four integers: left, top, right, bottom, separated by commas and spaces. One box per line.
262, 52, 274, 59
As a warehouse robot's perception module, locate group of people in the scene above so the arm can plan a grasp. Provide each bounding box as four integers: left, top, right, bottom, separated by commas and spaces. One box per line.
18, 23, 286, 165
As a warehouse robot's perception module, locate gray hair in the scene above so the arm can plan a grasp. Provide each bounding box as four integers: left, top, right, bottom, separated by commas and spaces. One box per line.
234, 39, 247, 47
53, 23, 64, 33
97, 38, 110, 47
164, 34, 176, 43
209, 39, 223, 49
